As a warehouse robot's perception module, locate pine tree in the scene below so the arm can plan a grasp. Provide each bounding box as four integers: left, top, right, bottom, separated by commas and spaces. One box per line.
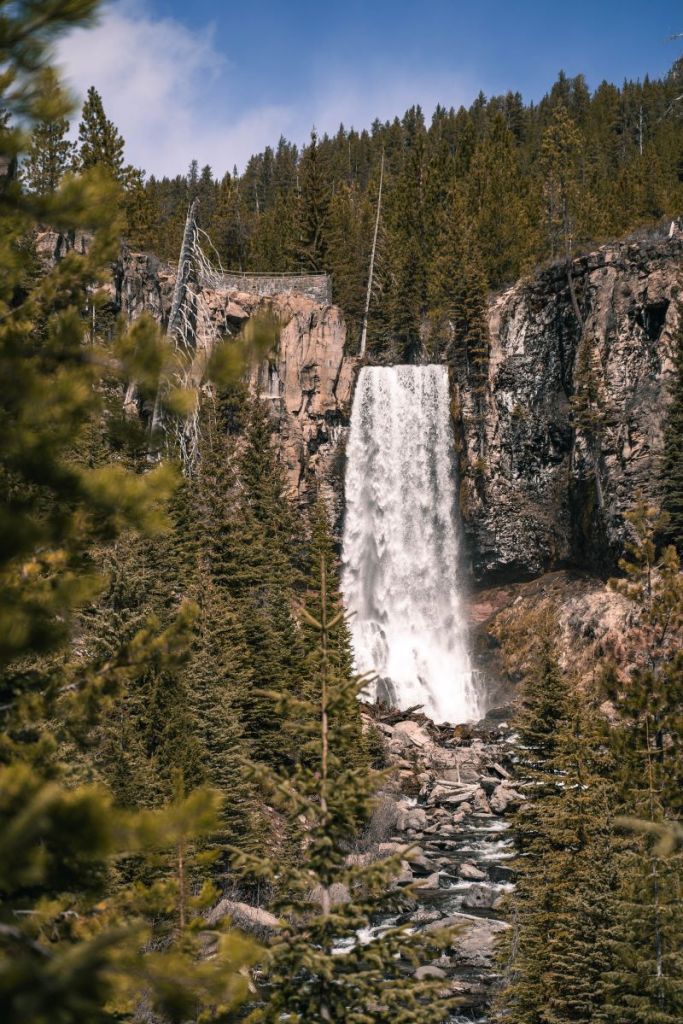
467, 112, 535, 287
0, 7, 258, 1018
599, 499, 683, 1023
297, 130, 331, 271
123, 165, 156, 248
302, 497, 365, 769
538, 104, 583, 262
210, 391, 308, 767
77, 85, 125, 179
22, 68, 74, 194
494, 618, 619, 1024
235, 562, 458, 1023
428, 179, 489, 421
188, 395, 269, 855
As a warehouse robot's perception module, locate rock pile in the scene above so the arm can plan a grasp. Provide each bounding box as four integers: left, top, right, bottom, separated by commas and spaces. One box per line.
368, 709, 521, 1016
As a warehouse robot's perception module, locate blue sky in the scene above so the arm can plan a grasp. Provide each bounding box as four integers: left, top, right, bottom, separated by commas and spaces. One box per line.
57, 0, 682, 177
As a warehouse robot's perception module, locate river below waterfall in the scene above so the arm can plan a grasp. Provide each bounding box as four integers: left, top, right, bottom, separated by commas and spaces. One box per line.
367, 705, 519, 1021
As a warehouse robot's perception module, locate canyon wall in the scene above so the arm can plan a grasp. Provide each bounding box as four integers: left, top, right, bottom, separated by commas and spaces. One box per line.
37, 226, 682, 585
456, 229, 683, 583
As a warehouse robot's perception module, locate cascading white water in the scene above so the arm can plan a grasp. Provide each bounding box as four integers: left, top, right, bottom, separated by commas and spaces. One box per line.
341, 365, 480, 725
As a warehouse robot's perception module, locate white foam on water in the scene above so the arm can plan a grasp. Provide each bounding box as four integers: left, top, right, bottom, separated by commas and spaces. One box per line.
341, 365, 481, 725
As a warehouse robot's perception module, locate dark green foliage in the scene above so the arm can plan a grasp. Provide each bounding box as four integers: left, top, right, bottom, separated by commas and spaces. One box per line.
133, 66, 682, 367
22, 68, 75, 194
0, 5, 262, 1017
77, 86, 125, 179
211, 394, 310, 767
428, 180, 490, 397
297, 130, 331, 271
599, 500, 683, 1023
496, 507, 683, 1024
493, 623, 619, 1024
237, 563, 457, 1023
302, 497, 366, 769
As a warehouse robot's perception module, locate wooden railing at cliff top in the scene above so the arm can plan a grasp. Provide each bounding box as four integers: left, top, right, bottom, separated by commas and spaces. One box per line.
198, 266, 332, 304
172, 200, 332, 306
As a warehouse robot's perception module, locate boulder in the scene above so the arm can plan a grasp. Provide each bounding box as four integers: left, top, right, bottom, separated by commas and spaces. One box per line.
409, 908, 444, 925
398, 806, 428, 832
415, 965, 447, 980
424, 913, 510, 966
428, 783, 478, 807
396, 860, 414, 884
458, 862, 487, 881
462, 884, 499, 909
490, 782, 525, 813
473, 788, 492, 814
206, 899, 280, 935
392, 720, 432, 749
404, 846, 430, 869
413, 871, 441, 890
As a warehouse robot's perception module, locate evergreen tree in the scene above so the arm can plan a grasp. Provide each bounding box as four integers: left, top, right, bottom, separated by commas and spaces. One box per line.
301, 497, 365, 768
236, 562, 457, 1023
77, 85, 125, 179
493, 617, 618, 1024
22, 68, 74, 194
211, 391, 308, 767
599, 498, 683, 1023
0, 8, 259, 1017
467, 112, 535, 286
123, 165, 157, 248
538, 104, 583, 262
297, 129, 331, 271
428, 180, 489, 412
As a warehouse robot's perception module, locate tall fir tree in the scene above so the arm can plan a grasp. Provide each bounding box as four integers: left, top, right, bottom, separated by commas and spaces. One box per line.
236, 561, 457, 1023
599, 497, 683, 1023
0, 3, 258, 1019
493, 616, 619, 1024
77, 85, 125, 179
22, 68, 75, 194
297, 130, 331, 272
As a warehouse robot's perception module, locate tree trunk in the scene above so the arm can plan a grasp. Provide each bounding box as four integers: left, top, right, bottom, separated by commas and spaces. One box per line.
359, 153, 384, 359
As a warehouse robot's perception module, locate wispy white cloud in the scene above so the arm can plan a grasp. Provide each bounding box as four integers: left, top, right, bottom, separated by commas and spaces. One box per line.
56, 0, 474, 178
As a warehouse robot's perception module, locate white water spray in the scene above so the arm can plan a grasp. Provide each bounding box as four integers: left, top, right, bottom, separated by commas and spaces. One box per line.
341, 365, 480, 725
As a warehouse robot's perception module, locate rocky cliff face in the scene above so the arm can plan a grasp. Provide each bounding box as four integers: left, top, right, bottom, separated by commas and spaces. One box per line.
184, 280, 357, 521
36, 234, 357, 519
456, 229, 683, 583
37, 225, 681, 584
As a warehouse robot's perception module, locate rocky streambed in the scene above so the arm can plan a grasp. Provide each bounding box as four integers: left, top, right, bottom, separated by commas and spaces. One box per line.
367, 707, 522, 1020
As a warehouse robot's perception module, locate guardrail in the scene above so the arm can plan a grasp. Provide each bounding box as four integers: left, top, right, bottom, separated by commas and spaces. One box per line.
198, 269, 332, 304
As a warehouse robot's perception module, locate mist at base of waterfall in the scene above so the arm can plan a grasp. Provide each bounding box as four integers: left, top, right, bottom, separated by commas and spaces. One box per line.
341, 365, 480, 725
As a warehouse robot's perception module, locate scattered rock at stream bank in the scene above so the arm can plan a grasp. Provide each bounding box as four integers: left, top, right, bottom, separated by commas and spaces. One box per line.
363, 704, 519, 1016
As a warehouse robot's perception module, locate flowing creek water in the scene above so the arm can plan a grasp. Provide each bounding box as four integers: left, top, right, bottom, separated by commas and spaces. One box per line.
369, 708, 519, 1020
341, 366, 518, 1018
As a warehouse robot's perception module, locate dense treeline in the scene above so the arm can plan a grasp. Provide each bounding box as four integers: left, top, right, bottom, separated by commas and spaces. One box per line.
24, 61, 683, 363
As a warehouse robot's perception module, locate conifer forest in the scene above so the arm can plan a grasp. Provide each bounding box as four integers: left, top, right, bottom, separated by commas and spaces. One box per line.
0, 2, 682, 1023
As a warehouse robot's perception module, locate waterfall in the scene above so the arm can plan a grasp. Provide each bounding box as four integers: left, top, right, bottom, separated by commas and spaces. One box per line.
341, 365, 480, 725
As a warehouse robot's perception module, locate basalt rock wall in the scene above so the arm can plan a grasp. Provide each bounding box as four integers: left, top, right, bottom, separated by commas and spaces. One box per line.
36, 227, 682, 584
456, 229, 683, 584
